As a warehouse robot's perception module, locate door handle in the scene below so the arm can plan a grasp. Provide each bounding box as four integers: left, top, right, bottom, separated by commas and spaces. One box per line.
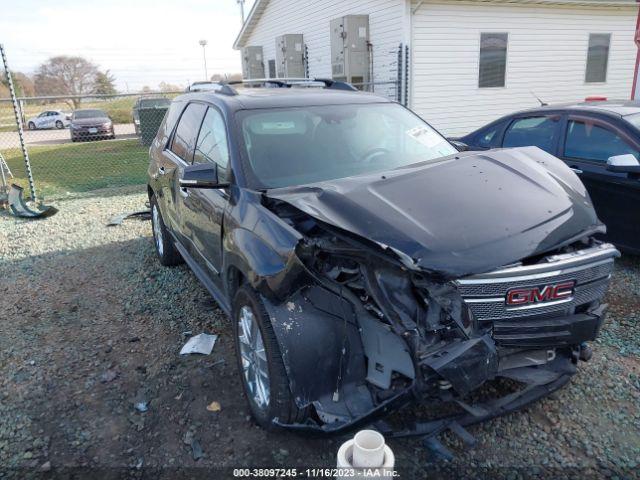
570, 167, 583, 174
158, 166, 167, 175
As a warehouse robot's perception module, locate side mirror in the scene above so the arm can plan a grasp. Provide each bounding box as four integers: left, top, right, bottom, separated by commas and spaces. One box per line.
180, 163, 229, 189
449, 139, 470, 152
606, 154, 640, 174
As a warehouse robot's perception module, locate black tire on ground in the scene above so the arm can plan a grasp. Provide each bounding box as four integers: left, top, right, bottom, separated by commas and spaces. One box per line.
150, 194, 183, 266
71, 137, 77, 142
28, 122, 35, 130
55, 120, 64, 129
232, 285, 308, 430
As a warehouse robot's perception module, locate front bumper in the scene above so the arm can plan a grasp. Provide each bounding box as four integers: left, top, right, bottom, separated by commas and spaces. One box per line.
71, 126, 114, 139
265, 244, 617, 436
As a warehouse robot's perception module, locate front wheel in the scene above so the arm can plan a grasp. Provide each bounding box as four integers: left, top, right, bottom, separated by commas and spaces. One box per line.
232, 285, 308, 429
150, 194, 183, 266
28, 122, 36, 130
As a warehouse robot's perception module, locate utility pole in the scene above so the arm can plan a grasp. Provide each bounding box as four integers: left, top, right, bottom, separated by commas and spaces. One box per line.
237, 0, 245, 23
199, 40, 208, 80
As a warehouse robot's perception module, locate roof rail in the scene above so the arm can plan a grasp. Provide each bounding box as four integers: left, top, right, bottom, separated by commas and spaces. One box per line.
185, 81, 238, 96
228, 78, 358, 91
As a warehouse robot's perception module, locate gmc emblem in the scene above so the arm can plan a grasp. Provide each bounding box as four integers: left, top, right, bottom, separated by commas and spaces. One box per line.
505, 281, 575, 307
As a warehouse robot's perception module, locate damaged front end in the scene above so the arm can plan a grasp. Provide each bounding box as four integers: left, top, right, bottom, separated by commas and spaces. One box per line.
256, 197, 619, 443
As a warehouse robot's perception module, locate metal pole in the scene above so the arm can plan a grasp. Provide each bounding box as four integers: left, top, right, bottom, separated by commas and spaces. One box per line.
238, 0, 245, 23
199, 40, 208, 80
0, 44, 37, 203
203, 46, 208, 80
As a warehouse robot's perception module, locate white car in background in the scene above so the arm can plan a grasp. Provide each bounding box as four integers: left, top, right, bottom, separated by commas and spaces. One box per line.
26, 110, 71, 130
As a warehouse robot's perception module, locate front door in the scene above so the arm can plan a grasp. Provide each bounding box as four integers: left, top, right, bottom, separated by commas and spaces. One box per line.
182, 106, 231, 275
559, 115, 640, 251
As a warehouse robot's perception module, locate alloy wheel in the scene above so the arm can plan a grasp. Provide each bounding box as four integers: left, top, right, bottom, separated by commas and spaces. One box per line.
237, 305, 270, 410
152, 204, 164, 256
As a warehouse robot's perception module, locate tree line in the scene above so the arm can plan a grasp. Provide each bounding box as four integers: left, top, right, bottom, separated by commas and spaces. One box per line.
2, 55, 243, 109
2, 56, 117, 108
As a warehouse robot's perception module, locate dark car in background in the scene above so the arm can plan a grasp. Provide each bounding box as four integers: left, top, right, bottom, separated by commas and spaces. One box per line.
132, 96, 171, 135
458, 100, 640, 253
146, 80, 617, 441
70, 109, 115, 142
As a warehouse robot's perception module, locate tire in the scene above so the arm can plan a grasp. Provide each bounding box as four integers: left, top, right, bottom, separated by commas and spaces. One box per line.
28, 122, 35, 130
55, 120, 64, 129
232, 285, 308, 430
150, 194, 183, 266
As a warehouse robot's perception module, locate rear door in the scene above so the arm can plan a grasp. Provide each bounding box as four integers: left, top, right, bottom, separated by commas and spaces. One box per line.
182, 106, 231, 275
559, 115, 640, 250
156, 102, 207, 245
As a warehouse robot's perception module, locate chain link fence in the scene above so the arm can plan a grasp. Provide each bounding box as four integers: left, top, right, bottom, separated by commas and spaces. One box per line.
0, 92, 175, 201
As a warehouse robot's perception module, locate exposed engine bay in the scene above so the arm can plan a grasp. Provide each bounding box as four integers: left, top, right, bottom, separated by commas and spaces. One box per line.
257, 195, 619, 449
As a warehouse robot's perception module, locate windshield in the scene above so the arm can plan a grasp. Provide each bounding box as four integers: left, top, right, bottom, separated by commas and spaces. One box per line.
139, 98, 170, 108
239, 103, 457, 188
73, 109, 108, 119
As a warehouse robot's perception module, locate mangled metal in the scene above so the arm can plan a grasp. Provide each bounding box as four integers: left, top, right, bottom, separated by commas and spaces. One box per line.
225, 147, 621, 445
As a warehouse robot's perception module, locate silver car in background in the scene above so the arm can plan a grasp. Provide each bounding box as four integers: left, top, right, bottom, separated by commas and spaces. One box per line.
26, 110, 71, 130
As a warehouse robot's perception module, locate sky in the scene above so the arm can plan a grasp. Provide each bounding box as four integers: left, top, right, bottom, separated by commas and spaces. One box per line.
1, 0, 255, 92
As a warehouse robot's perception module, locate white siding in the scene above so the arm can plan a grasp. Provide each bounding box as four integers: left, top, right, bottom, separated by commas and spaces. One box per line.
411, 1, 638, 136
240, 0, 406, 99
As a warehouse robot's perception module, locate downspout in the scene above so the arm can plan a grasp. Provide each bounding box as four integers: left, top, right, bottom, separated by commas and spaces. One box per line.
632, 0, 640, 99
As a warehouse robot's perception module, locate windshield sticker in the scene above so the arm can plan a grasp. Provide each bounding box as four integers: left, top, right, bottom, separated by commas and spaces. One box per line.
406, 126, 442, 148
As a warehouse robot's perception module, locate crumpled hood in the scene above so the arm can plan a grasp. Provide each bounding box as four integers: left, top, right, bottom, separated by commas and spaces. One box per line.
265, 147, 603, 277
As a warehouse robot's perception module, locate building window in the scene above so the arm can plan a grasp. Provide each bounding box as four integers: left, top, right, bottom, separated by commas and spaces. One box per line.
585, 33, 611, 83
268, 59, 276, 78
479, 33, 508, 88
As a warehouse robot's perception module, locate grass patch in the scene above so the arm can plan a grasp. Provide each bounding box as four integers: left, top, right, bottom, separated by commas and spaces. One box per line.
3, 139, 149, 199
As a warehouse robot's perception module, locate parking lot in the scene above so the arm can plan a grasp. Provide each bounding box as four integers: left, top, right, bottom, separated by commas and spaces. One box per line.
0, 124, 136, 147
0, 188, 638, 478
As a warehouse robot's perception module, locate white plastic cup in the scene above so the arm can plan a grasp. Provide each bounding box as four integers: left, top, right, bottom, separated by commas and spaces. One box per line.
351, 430, 386, 468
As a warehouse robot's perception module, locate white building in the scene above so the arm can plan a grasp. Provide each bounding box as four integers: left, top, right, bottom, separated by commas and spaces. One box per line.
234, 0, 639, 136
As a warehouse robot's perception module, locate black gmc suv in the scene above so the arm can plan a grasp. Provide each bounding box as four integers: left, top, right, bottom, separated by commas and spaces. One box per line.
147, 80, 618, 446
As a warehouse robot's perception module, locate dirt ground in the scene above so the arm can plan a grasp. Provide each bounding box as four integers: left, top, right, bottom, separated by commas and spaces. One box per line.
0, 190, 638, 479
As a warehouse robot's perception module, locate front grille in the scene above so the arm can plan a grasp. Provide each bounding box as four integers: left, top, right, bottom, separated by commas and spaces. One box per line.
455, 244, 619, 322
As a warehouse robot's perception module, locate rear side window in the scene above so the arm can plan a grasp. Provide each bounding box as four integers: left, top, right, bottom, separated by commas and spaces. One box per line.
170, 103, 207, 162
502, 116, 559, 154
157, 101, 183, 143
472, 121, 505, 149
193, 108, 230, 182
565, 120, 639, 162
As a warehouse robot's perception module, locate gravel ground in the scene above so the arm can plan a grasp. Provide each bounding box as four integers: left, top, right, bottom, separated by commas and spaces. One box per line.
0, 189, 638, 479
